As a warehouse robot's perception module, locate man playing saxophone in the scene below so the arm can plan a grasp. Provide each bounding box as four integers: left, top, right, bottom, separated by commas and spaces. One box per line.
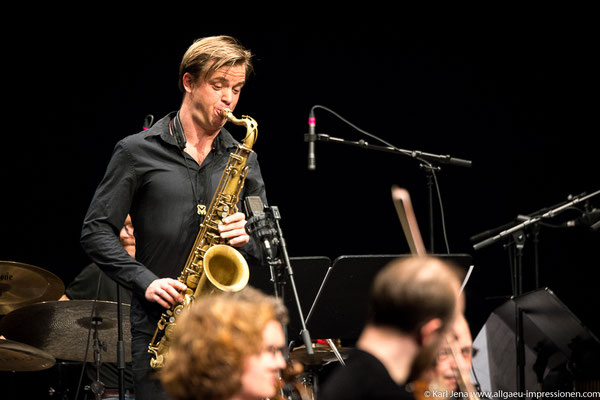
81, 35, 267, 400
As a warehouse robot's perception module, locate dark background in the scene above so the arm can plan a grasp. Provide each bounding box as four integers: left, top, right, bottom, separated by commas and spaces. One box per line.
1, 16, 598, 386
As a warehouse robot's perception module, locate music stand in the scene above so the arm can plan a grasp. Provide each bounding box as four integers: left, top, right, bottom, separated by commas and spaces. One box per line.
305, 254, 473, 343
283, 256, 331, 344
472, 287, 600, 393
249, 256, 331, 342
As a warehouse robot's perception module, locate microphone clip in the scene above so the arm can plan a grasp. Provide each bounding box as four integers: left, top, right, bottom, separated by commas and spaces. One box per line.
304, 132, 317, 143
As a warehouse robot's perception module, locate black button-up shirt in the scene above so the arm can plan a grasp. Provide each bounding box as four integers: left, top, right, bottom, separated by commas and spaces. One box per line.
81, 112, 267, 334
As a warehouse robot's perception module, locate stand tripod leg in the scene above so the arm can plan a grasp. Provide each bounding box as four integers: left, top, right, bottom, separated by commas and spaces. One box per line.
515, 306, 525, 399
272, 206, 314, 356
325, 338, 345, 366
510, 230, 526, 398
91, 318, 106, 400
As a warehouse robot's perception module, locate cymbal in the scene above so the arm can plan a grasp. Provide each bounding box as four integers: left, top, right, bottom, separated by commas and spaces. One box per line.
0, 338, 56, 371
0, 261, 65, 314
0, 300, 131, 363
291, 342, 351, 366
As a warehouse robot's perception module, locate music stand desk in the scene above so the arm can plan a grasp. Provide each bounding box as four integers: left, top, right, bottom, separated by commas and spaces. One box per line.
305, 254, 472, 343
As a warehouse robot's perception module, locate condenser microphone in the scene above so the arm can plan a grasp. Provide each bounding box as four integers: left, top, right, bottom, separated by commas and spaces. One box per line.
244, 196, 278, 261
307, 111, 316, 170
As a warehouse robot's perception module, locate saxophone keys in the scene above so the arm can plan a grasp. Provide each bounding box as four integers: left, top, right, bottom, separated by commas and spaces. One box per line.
173, 304, 185, 316
150, 355, 164, 369
187, 274, 199, 288
220, 204, 230, 220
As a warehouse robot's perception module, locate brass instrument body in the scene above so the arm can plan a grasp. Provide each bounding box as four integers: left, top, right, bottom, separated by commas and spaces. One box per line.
148, 109, 257, 369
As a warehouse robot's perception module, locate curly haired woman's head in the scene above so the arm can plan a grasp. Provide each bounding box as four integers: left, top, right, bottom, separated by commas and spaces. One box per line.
160, 286, 288, 400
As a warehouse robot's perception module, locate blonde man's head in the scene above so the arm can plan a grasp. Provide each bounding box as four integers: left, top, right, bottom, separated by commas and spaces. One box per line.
178, 35, 254, 93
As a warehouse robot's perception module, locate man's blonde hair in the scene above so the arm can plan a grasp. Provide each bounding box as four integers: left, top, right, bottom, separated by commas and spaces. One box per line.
178, 35, 254, 92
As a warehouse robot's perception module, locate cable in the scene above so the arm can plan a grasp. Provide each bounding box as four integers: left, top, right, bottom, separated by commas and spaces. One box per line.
310, 105, 407, 153
431, 169, 451, 253
311, 104, 452, 254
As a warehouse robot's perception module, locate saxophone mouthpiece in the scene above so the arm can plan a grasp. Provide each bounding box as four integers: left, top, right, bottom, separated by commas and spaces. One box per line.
222, 108, 233, 120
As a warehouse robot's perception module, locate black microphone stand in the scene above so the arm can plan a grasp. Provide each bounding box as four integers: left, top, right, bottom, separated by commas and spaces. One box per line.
314, 134, 473, 167
472, 189, 600, 398
268, 206, 314, 355
304, 104, 471, 252
313, 133, 471, 252
90, 317, 106, 400
116, 284, 125, 400
421, 163, 440, 253
472, 190, 600, 252
246, 203, 314, 356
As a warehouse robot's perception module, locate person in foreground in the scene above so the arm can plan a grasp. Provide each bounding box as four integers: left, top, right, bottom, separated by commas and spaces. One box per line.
160, 287, 288, 400
318, 256, 464, 400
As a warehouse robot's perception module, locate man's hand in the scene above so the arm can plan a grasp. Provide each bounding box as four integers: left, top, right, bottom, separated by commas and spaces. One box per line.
145, 278, 187, 308
218, 212, 250, 247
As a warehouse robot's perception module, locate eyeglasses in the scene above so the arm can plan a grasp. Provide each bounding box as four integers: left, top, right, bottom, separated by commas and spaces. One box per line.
262, 345, 289, 359
438, 346, 478, 360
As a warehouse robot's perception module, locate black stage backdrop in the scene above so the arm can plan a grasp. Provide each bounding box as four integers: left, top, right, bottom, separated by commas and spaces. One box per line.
1, 18, 598, 369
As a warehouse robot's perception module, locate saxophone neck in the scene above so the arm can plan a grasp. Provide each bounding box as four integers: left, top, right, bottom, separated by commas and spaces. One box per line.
222, 108, 236, 123
223, 108, 258, 147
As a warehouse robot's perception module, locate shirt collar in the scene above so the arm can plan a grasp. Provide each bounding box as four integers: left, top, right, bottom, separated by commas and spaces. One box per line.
145, 111, 239, 152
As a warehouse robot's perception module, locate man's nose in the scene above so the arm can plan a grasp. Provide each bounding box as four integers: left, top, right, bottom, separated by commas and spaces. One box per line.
449, 356, 458, 369
222, 88, 234, 104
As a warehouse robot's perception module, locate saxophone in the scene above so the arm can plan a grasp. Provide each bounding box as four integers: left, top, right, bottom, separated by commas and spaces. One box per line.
148, 108, 257, 369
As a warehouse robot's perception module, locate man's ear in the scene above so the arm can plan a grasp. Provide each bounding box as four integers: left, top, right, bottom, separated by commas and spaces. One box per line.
182, 72, 195, 93
418, 318, 443, 346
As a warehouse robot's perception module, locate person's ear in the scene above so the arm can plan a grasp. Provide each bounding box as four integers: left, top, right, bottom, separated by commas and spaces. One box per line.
418, 318, 443, 346
182, 72, 195, 93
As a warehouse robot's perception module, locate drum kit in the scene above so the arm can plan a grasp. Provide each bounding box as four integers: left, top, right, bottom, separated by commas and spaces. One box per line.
0, 260, 348, 399
0, 260, 131, 375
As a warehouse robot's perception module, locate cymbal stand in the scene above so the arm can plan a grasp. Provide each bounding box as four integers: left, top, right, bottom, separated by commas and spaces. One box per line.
116, 284, 125, 400
90, 316, 106, 400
